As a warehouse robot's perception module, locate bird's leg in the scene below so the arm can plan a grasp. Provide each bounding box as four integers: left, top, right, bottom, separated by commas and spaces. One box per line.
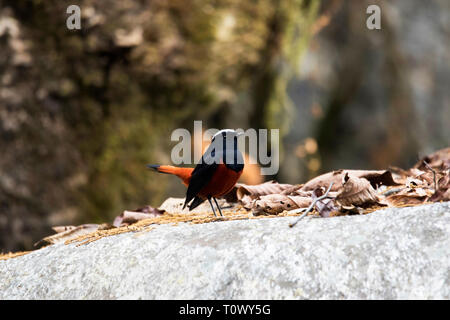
213, 197, 224, 217
207, 197, 218, 217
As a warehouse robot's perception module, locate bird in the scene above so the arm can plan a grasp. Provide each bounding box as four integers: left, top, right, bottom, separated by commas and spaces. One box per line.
147, 129, 244, 217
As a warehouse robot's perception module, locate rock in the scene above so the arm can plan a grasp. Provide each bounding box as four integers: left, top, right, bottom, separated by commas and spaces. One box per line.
1, 202, 449, 299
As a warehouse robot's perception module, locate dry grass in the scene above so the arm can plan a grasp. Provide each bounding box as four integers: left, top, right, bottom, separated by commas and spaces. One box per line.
65, 201, 433, 247
1, 201, 433, 261
0, 250, 32, 261
64, 205, 327, 247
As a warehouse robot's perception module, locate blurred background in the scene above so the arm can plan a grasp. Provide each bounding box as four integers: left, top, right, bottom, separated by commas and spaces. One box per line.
0, 0, 449, 252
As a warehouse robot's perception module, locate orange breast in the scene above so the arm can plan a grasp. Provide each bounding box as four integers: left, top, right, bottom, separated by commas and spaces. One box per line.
198, 164, 242, 198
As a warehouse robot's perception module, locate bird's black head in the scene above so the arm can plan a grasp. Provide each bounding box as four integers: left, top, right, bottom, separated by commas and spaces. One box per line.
210, 129, 243, 143
208, 129, 244, 171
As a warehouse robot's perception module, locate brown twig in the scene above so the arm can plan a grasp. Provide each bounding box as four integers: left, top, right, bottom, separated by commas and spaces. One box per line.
289, 182, 334, 228
423, 161, 437, 192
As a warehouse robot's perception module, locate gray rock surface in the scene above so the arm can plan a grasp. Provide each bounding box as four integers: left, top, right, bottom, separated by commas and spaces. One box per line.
1, 202, 449, 299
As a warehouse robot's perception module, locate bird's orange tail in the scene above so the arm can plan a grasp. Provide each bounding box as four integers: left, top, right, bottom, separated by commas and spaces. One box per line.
147, 165, 193, 186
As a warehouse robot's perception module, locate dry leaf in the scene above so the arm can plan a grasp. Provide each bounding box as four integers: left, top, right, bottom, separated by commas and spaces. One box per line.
301, 169, 400, 192
408, 168, 437, 187
235, 181, 296, 199
280, 185, 308, 196
414, 147, 450, 171
157, 197, 240, 214
113, 205, 164, 227
251, 194, 311, 216
429, 189, 450, 202
406, 176, 426, 188
312, 187, 341, 217
52, 225, 77, 233
223, 181, 296, 207
429, 170, 450, 201
239, 194, 256, 209
357, 170, 402, 189
384, 186, 432, 206
385, 194, 427, 206
387, 166, 411, 185
224, 181, 295, 203
335, 173, 381, 207
35, 223, 114, 247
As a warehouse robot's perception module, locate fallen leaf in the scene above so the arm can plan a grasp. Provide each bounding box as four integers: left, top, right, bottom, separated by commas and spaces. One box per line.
414, 147, 450, 171
52, 226, 77, 233
113, 205, 164, 227
135, 205, 165, 214
357, 170, 402, 189
387, 166, 411, 185
408, 168, 436, 187
429, 189, 450, 202
429, 170, 450, 201
312, 187, 341, 217
236, 181, 296, 199
406, 176, 426, 188
384, 180, 434, 206
35, 223, 114, 247
251, 194, 311, 216
385, 194, 427, 206
239, 194, 256, 209
157, 197, 240, 214
335, 173, 380, 207
302, 169, 400, 192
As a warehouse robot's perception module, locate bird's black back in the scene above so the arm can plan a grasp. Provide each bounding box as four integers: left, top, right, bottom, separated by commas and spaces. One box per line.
183, 134, 243, 210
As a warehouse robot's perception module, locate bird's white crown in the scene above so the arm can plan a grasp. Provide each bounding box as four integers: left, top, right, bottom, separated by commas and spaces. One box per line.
211, 129, 241, 140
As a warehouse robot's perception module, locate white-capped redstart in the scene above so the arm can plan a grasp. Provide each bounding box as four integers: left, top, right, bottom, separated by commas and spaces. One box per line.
147, 129, 244, 216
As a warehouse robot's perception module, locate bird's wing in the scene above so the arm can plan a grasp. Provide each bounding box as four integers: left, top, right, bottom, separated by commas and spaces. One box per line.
183, 145, 221, 208
187, 196, 206, 211
183, 161, 218, 208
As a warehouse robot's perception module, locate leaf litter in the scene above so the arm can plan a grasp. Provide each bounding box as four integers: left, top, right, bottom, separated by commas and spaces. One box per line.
2, 147, 449, 260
